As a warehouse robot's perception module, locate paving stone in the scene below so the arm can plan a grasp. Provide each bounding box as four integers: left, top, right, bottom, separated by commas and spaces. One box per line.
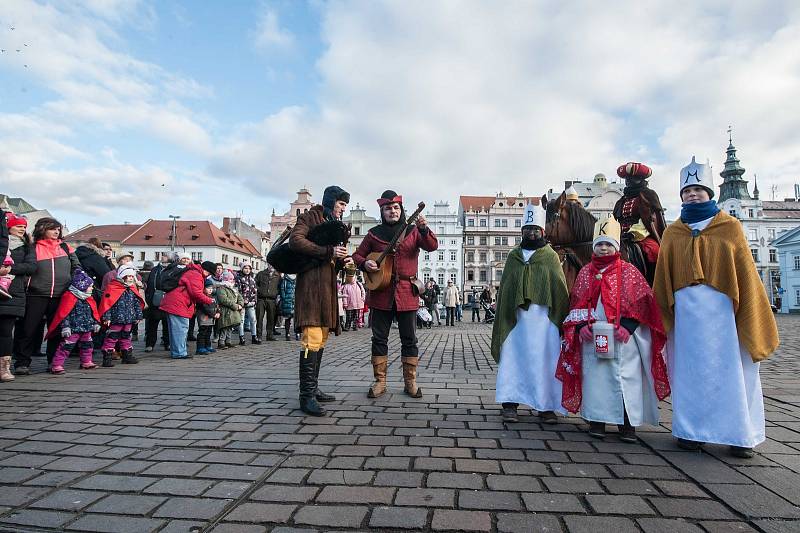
224, 502, 297, 523
373, 470, 425, 487
204, 481, 253, 499
197, 463, 268, 480
522, 493, 586, 513
144, 477, 217, 496
563, 516, 640, 533
414, 457, 453, 471
86, 494, 167, 515
316, 485, 396, 504
496, 513, 563, 532
500, 460, 548, 475
431, 510, 491, 531
251, 484, 320, 502
152, 496, 229, 519
293, 505, 368, 528
585, 494, 655, 515
23, 470, 83, 487
541, 476, 604, 493
739, 466, 800, 506
73, 473, 157, 492
29, 489, 105, 511
426, 472, 483, 489
66, 514, 165, 532
458, 490, 522, 510
395, 487, 455, 507
0, 509, 76, 529
652, 480, 708, 498
455, 459, 501, 473
636, 518, 705, 533
306, 469, 373, 485
704, 483, 800, 519
660, 451, 752, 483
141, 461, 207, 477
369, 506, 428, 529
648, 497, 738, 519
40, 456, 115, 472
601, 478, 657, 495
211, 524, 268, 533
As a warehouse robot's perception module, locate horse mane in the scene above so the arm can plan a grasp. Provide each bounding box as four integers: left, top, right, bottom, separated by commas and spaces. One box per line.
564, 202, 596, 242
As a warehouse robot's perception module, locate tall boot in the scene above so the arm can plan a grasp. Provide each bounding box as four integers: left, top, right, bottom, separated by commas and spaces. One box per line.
299, 349, 325, 416
367, 355, 388, 398
251, 335, 261, 345
401, 356, 423, 398
102, 349, 115, 368
314, 348, 336, 402
121, 348, 139, 365
0, 356, 15, 382
284, 318, 291, 340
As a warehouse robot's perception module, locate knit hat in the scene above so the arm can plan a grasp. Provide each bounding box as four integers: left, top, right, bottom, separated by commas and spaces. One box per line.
201, 261, 217, 275
116, 252, 134, 264
679, 156, 715, 199
178, 252, 192, 261
117, 264, 137, 280
204, 277, 214, 287
239, 261, 251, 270
70, 269, 94, 292
322, 186, 350, 211
221, 270, 235, 283
5, 212, 27, 229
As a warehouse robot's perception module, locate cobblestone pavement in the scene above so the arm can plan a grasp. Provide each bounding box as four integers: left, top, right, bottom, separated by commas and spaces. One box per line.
1, 316, 800, 532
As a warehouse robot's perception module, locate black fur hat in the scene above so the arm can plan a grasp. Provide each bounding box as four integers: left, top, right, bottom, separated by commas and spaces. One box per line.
322, 186, 350, 211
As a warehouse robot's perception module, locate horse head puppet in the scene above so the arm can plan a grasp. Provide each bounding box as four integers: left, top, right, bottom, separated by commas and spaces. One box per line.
541, 191, 596, 290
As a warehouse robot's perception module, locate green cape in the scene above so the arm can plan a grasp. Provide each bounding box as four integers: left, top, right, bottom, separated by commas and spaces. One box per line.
490, 245, 569, 362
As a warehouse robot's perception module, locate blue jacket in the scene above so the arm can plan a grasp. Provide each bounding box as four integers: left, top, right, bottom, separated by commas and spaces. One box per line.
278, 276, 296, 315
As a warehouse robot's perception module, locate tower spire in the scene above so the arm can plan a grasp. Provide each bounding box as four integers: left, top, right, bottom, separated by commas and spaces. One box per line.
718, 128, 751, 202
753, 173, 759, 200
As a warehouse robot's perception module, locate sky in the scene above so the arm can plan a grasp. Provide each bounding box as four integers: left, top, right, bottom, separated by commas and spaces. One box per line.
1, 0, 800, 232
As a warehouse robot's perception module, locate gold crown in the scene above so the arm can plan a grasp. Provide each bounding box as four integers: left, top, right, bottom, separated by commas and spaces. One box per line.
565, 186, 580, 201
593, 216, 621, 244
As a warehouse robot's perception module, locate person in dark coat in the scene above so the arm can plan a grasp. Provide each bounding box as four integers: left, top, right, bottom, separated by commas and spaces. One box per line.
143, 253, 172, 351
75, 238, 113, 295
0, 213, 36, 382
353, 190, 438, 399
15, 217, 80, 373
255, 265, 281, 342
289, 185, 352, 416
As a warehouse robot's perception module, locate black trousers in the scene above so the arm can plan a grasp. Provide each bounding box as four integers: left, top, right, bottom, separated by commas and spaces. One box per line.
16, 295, 61, 367
0, 315, 15, 356
256, 298, 277, 339
371, 307, 418, 357
471, 307, 481, 321
197, 325, 213, 350
446, 306, 456, 326
145, 307, 169, 348
188, 314, 196, 337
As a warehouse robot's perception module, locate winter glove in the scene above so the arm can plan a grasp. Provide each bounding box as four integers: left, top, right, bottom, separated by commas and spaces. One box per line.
578, 324, 593, 344
614, 327, 631, 344
61, 328, 72, 338
93, 324, 101, 333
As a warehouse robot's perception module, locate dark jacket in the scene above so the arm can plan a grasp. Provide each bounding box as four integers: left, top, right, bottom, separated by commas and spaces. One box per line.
255, 269, 281, 299
144, 263, 168, 307
290, 205, 343, 333
28, 239, 80, 298
278, 275, 296, 315
0, 211, 7, 262
75, 243, 113, 290
0, 236, 37, 318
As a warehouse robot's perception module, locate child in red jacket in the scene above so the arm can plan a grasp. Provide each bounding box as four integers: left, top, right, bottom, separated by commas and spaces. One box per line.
99, 265, 145, 367
46, 269, 101, 374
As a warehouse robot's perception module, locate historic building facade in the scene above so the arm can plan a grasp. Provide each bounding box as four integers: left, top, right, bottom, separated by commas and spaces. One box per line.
269, 188, 314, 244
342, 203, 380, 255
547, 173, 625, 220
418, 202, 462, 302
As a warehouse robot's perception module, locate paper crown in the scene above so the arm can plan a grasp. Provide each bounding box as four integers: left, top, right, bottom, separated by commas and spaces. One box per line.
593, 216, 621, 249
679, 156, 715, 198
565, 186, 579, 201
521, 203, 546, 228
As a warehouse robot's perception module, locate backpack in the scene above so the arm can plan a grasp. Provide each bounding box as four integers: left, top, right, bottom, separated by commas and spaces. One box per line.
157, 264, 188, 293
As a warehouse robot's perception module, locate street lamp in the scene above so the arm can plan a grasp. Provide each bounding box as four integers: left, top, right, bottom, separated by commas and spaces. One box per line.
169, 215, 181, 251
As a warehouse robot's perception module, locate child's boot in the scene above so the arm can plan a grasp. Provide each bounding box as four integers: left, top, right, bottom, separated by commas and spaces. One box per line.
239, 335, 246, 346
121, 349, 139, 364
0, 356, 15, 381
102, 349, 115, 367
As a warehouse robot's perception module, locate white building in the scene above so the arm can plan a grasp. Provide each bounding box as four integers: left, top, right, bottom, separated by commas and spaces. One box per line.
548, 174, 625, 220
342, 203, 380, 256
774, 226, 800, 313
418, 201, 463, 302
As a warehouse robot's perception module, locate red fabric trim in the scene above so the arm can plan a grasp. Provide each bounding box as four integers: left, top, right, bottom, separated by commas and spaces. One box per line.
99, 279, 145, 317
377, 195, 403, 207
556, 259, 670, 414
46, 292, 100, 339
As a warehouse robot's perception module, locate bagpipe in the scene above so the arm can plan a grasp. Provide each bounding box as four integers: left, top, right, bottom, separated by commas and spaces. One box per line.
267, 220, 351, 274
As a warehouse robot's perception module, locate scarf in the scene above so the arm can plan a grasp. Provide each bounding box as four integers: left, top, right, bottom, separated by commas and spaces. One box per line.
521, 237, 547, 250
8, 235, 26, 250
370, 213, 408, 243
623, 179, 647, 198
680, 200, 720, 224
69, 286, 92, 300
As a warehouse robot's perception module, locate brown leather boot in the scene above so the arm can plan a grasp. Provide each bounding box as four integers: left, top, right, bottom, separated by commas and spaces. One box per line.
401, 356, 423, 398
367, 355, 388, 398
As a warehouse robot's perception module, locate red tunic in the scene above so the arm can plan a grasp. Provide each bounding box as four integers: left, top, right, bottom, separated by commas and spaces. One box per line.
46, 292, 101, 340
353, 227, 438, 312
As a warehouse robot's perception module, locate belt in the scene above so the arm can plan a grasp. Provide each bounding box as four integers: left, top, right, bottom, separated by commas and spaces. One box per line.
397, 275, 417, 281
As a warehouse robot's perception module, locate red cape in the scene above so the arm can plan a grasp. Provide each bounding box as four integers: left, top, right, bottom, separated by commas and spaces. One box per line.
98, 279, 145, 317
46, 292, 101, 339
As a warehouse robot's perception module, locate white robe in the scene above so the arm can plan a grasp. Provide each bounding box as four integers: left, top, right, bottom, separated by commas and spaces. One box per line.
580, 297, 659, 427
495, 248, 564, 413
665, 216, 765, 448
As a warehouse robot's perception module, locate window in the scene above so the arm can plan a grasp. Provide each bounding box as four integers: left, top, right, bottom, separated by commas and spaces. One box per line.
515, 219, 521, 227
233, 256, 240, 266
769, 249, 777, 263
296, 209, 300, 216
450, 239, 456, 245
748, 209, 754, 218
424, 252, 430, 261
514, 236, 521, 245
479, 270, 487, 282
439, 226, 445, 234
480, 219, 487, 227
494, 237, 501, 245
495, 251, 503, 261
479, 252, 487, 262
467, 270, 474, 281
467, 236, 474, 245
467, 218, 475, 227
730, 209, 737, 218
501, 219, 508, 227
438, 251, 444, 261
423, 272, 431, 282
450, 251, 456, 262
139, 252, 146, 261
794, 255, 800, 270
438, 273, 445, 285
479, 236, 487, 246
749, 229, 757, 241
495, 269, 503, 279
796, 288, 800, 306
191, 251, 203, 261
466, 252, 474, 262
501, 236, 508, 245
354, 227, 360, 236
153, 251, 161, 260
768, 229, 776, 240
751, 249, 759, 262
222, 254, 229, 264
450, 273, 457, 283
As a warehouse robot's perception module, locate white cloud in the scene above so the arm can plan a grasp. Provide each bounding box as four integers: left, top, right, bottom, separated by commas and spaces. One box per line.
253, 7, 294, 50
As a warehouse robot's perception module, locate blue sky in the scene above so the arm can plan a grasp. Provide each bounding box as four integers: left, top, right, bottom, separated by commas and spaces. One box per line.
1, 1, 799, 232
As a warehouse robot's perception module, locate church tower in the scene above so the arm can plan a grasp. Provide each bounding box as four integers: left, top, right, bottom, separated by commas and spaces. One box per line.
718, 127, 752, 202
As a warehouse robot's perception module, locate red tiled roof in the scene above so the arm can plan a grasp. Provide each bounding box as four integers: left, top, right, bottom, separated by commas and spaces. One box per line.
460, 195, 540, 212
123, 220, 262, 258
763, 201, 800, 219
65, 224, 142, 242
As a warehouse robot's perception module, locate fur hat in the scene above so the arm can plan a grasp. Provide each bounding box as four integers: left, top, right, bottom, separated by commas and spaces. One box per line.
70, 269, 94, 292
322, 186, 350, 212
201, 261, 217, 275
5, 212, 27, 229
117, 264, 138, 280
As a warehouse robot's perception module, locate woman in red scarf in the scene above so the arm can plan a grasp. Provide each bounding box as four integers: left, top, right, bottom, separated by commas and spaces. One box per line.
556, 216, 670, 442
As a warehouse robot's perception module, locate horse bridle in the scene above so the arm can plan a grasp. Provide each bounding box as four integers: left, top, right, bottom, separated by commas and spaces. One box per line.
546, 202, 593, 269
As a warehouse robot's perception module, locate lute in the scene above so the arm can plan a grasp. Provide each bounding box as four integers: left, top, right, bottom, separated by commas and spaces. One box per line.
364, 201, 426, 293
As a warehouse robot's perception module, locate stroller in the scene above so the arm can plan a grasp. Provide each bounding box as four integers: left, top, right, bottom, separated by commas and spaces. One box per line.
416, 306, 433, 329
481, 301, 495, 324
